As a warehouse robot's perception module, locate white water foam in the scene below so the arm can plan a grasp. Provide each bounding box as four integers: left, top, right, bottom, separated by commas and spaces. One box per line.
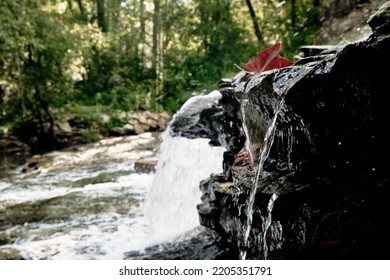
1, 130, 225, 259
144, 129, 225, 245
3, 172, 154, 260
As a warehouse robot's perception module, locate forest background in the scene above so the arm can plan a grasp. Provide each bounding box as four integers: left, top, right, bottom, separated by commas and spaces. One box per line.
0, 0, 368, 151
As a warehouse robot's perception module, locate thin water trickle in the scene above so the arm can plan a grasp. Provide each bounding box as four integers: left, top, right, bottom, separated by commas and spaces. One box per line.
261, 193, 278, 259
239, 64, 321, 259
240, 99, 285, 260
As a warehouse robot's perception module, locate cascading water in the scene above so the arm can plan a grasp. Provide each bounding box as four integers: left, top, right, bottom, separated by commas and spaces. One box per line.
143, 124, 225, 245
239, 67, 315, 259
0, 129, 225, 259
239, 99, 284, 260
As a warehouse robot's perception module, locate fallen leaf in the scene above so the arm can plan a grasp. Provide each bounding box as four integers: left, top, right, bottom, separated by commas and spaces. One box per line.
243, 42, 293, 73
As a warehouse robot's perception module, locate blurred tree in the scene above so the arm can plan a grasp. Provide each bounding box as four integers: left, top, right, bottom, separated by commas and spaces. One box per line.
0, 0, 328, 149
139, 0, 146, 70
153, 0, 163, 97
245, 0, 265, 44
76, 0, 88, 22
96, 0, 108, 32
0, 0, 79, 148
189, 0, 250, 80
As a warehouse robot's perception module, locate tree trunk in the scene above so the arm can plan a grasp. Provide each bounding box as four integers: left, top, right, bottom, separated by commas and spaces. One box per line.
139, 0, 146, 70
291, 0, 297, 30
96, 0, 108, 32
27, 45, 57, 146
153, 0, 163, 97
34, 81, 56, 140
245, 0, 264, 44
76, 0, 87, 21
67, 0, 73, 12
16, 52, 26, 115
152, 0, 160, 72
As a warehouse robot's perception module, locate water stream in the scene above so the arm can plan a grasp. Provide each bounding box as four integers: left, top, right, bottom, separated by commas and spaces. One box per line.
240, 99, 284, 260
0, 130, 225, 260
144, 128, 225, 245
239, 66, 314, 259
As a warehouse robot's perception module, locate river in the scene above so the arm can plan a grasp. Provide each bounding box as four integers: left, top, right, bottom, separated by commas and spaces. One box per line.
0, 132, 228, 260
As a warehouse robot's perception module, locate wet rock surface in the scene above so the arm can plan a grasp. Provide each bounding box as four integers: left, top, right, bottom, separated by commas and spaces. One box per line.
108, 111, 170, 137
124, 226, 237, 260
134, 158, 158, 173
368, 0, 390, 34
174, 3, 390, 259
170, 88, 244, 154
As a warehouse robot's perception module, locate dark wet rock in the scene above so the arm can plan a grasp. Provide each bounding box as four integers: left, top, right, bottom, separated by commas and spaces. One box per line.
134, 158, 157, 173
170, 90, 223, 132
217, 78, 233, 88
0, 140, 30, 177
124, 226, 237, 260
170, 88, 244, 155
21, 161, 39, 173
173, 3, 390, 259
0, 151, 28, 179
368, 1, 390, 34
299, 45, 338, 57
0, 136, 29, 154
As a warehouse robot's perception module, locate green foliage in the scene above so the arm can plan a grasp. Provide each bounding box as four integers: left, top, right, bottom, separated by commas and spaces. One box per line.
255, 0, 322, 59
1, 0, 324, 146
81, 130, 100, 143
0, 0, 80, 134
186, 0, 253, 82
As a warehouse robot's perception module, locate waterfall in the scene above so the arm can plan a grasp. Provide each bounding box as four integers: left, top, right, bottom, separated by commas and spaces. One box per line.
143, 126, 225, 245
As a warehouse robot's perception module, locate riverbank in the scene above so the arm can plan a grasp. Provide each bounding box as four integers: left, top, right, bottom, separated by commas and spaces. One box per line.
0, 110, 171, 173
0, 131, 161, 180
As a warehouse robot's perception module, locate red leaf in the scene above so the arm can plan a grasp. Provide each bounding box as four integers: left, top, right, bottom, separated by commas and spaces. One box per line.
242, 42, 293, 73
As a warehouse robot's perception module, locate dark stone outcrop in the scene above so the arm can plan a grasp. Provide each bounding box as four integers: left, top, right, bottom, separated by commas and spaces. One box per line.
170, 89, 244, 153
173, 2, 390, 259
0, 136, 29, 154
368, 0, 390, 34
124, 226, 237, 260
